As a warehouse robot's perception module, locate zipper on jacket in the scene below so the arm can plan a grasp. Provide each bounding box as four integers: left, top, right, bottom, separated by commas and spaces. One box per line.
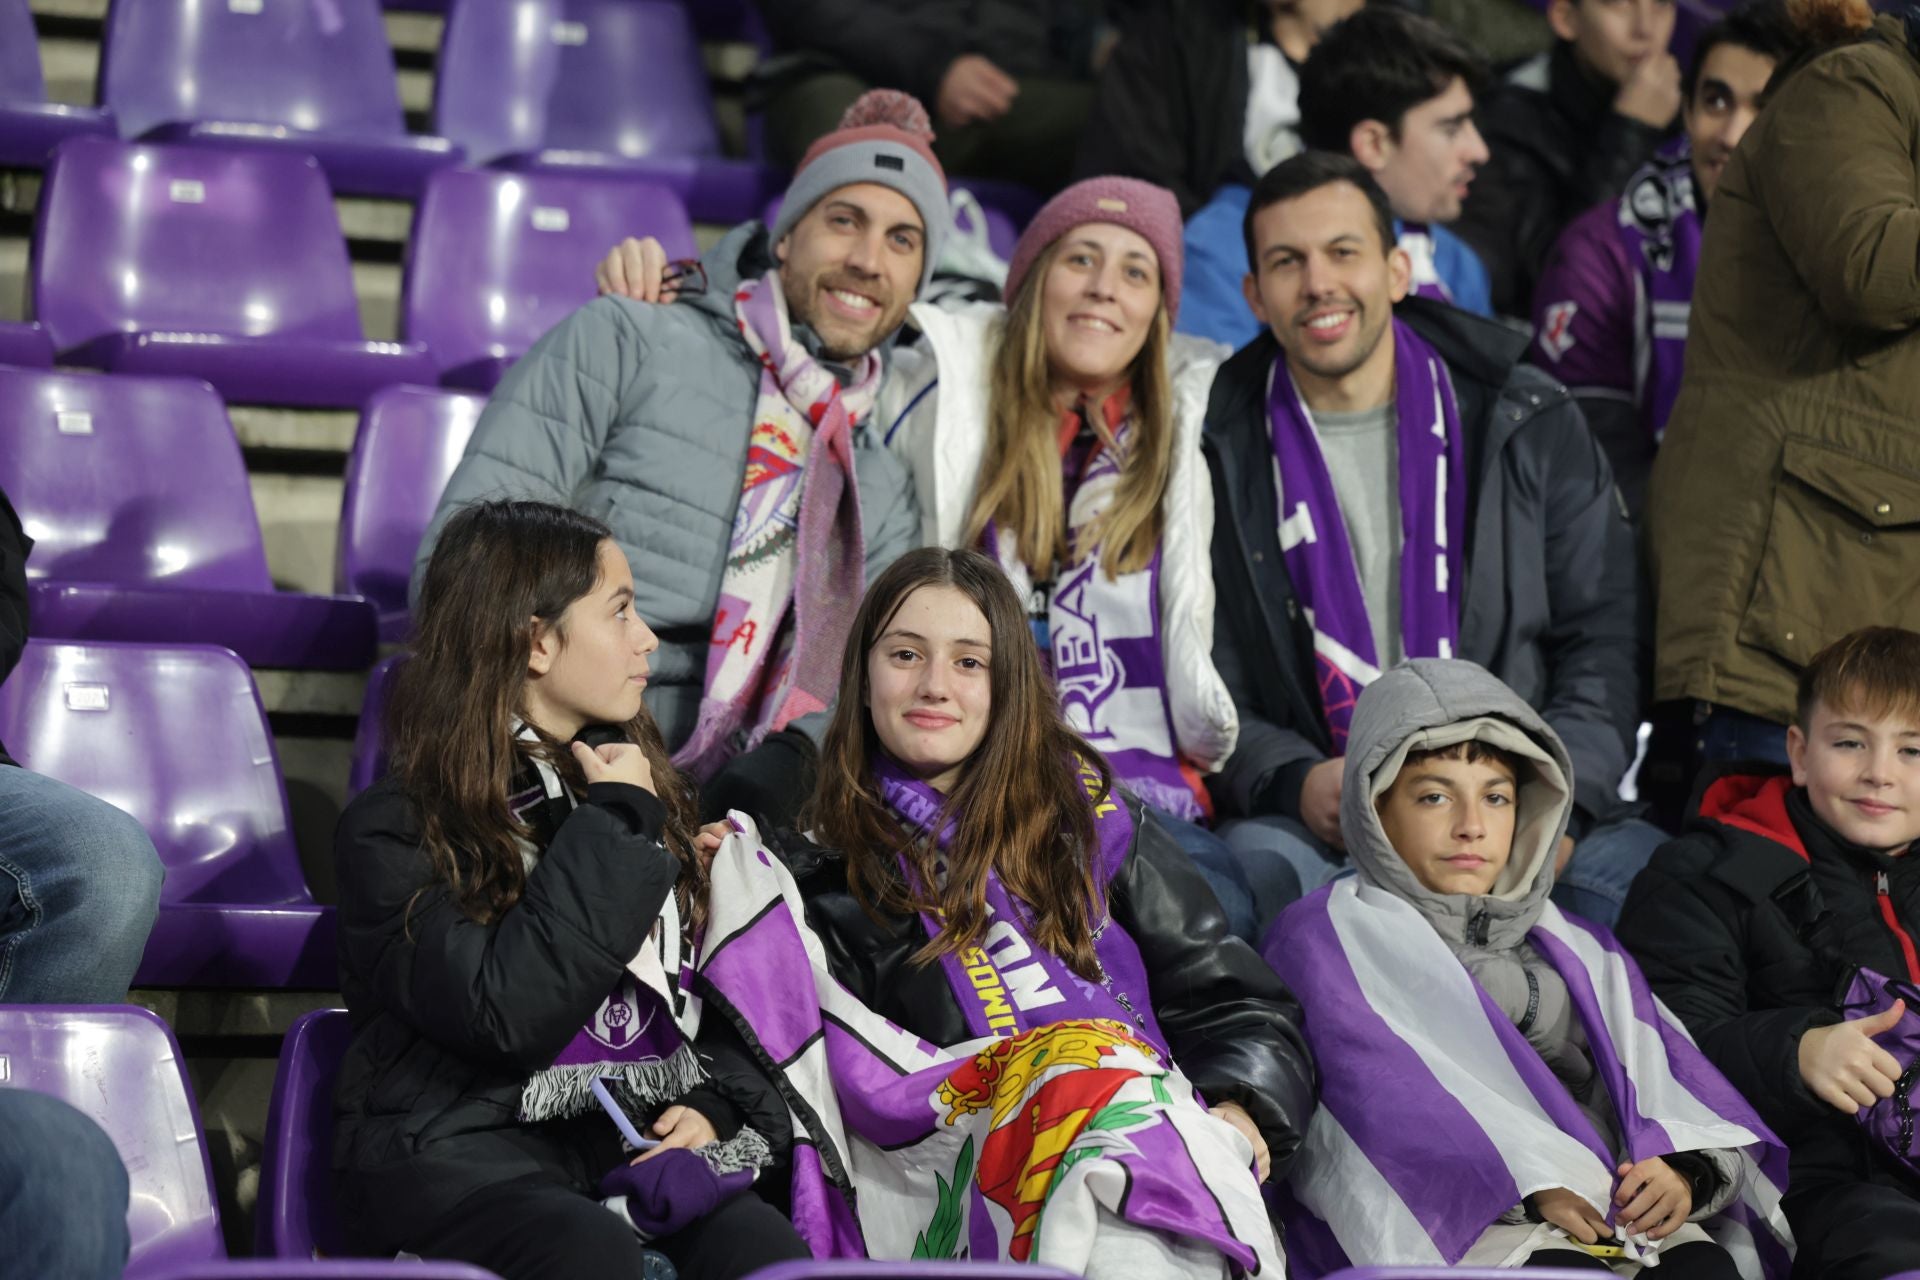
1469, 910, 1491, 947
1876, 872, 1920, 983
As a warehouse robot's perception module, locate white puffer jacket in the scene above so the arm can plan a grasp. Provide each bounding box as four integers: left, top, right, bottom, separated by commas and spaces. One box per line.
876, 301, 1239, 773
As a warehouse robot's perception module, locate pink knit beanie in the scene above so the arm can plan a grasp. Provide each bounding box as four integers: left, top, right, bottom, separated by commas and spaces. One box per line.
1003, 177, 1185, 323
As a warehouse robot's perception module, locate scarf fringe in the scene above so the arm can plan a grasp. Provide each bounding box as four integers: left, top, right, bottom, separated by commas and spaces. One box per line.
518, 1041, 707, 1124
699, 1124, 773, 1176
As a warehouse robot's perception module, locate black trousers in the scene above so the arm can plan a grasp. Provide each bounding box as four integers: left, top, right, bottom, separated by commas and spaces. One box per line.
1785, 1180, 1920, 1280
1526, 1241, 1741, 1277
408, 1172, 810, 1280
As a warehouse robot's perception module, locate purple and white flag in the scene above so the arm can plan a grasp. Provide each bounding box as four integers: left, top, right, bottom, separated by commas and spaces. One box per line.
1265, 878, 1794, 1277
693, 814, 1283, 1276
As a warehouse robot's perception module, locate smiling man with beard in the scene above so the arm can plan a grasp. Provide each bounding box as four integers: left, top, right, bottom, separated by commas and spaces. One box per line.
1200, 151, 1657, 935
413, 92, 944, 827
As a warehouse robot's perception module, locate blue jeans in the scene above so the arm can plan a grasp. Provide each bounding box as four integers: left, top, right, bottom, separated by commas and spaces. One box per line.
0, 765, 164, 1001
0, 1089, 130, 1280
1221, 812, 1668, 933
1696, 705, 1791, 769
1146, 806, 1260, 945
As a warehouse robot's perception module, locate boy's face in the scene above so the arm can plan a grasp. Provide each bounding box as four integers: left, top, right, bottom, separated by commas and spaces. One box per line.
1788, 701, 1920, 855
1376, 752, 1519, 896
1549, 0, 1677, 88
1683, 41, 1777, 201
1366, 77, 1491, 226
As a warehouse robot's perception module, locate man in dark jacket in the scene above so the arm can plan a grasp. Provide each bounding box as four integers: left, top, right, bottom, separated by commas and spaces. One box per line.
1453, 0, 1681, 316
1616, 626, 1920, 1279
0, 484, 163, 1002
753, 0, 1104, 192
1204, 152, 1656, 931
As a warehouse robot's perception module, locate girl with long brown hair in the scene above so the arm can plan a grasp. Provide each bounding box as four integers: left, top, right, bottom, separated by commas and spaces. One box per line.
331, 500, 808, 1280
751, 545, 1315, 1273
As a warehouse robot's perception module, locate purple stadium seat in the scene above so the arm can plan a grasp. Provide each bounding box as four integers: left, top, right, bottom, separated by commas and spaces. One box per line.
146, 1264, 504, 1280
0, 320, 53, 367
0, 0, 115, 167
0, 1004, 223, 1274
0, 641, 337, 988
256, 1009, 354, 1258
0, 367, 378, 670
744, 1266, 1081, 1279
434, 0, 782, 222
98, 0, 462, 198
347, 652, 403, 795
685, 0, 769, 46
31, 137, 436, 407
403, 168, 694, 390
338, 386, 485, 640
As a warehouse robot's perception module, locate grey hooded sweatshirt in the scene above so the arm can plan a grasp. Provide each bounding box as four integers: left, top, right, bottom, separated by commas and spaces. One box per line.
1341, 659, 1736, 1230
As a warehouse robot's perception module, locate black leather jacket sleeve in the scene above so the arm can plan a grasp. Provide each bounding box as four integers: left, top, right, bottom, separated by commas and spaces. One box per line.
0, 486, 29, 689
334, 779, 680, 1074
1115, 808, 1319, 1175
676, 1009, 795, 1157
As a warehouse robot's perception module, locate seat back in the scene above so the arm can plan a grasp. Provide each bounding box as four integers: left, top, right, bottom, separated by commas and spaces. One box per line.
256, 1009, 354, 1258
0, 0, 46, 101
0, 367, 274, 592
100, 0, 408, 140
336, 386, 484, 630
0, 640, 308, 905
347, 652, 404, 795
32, 137, 364, 352
401, 168, 694, 377
436, 0, 720, 165
144, 1263, 506, 1279
0, 1004, 223, 1273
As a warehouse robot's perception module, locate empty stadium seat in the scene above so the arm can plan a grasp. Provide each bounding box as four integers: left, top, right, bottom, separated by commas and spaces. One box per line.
337, 386, 484, 640
0, 367, 378, 670
0, 320, 53, 367
145, 1263, 505, 1280
31, 137, 437, 407
0, 0, 115, 168
256, 1008, 354, 1258
403, 168, 695, 390
434, 0, 782, 222
348, 652, 402, 796
0, 641, 337, 988
0, 1004, 223, 1274
99, 0, 462, 198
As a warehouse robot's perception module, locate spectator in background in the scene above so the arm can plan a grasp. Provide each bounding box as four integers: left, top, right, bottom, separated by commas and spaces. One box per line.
414, 93, 933, 830
1182, 6, 1495, 346
752, 0, 1108, 193
0, 1090, 132, 1280
1203, 154, 1654, 931
1455, 0, 1682, 317
1650, 0, 1920, 769
0, 482, 163, 1003
1073, 0, 1365, 218
1530, 0, 1799, 518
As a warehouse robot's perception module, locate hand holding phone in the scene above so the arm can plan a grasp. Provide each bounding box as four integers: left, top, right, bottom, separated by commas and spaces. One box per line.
592, 1076, 660, 1151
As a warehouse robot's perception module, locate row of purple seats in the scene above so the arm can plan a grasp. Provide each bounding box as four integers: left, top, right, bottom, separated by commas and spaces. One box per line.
1, 0, 780, 220
21, 137, 693, 403
0, 367, 378, 669
0, 640, 335, 988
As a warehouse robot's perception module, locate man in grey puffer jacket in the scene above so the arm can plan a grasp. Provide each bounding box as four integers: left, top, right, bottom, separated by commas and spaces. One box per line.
413, 93, 942, 819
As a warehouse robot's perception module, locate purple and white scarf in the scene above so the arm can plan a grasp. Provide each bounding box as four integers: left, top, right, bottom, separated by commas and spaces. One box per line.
989, 407, 1202, 822
1265, 879, 1795, 1277
673, 272, 881, 780
1398, 223, 1458, 306
877, 757, 1167, 1050
1616, 140, 1701, 442
1266, 319, 1466, 751
691, 810, 1283, 1274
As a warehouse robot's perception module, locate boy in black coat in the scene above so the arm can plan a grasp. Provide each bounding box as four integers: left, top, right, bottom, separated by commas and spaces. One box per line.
1617, 626, 1920, 1280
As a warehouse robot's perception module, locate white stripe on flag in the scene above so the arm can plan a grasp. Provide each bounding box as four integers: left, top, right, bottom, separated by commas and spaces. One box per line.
1296, 1108, 1445, 1264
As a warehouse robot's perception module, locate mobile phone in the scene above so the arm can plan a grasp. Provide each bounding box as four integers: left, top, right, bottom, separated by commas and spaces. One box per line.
1567, 1235, 1624, 1259
592, 1076, 661, 1151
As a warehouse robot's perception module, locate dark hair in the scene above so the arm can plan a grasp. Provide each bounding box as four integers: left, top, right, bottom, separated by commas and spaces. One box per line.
806, 547, 1113, 981
388, 500, 704, 927
1242, 150, 1401, 274
1685, 0, 1800, 100
1400, 739, 1524, 780
1795, 627, 1920, 733
1298, 7, 1489, 153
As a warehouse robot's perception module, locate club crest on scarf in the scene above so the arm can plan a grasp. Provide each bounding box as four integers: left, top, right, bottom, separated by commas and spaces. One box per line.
585, 975, 658, 1051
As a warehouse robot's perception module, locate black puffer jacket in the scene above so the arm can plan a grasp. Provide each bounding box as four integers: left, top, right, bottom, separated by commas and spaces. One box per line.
773, 795, 1318, 1173
1615, 766, 1920, 1197
332, 772, 792, 1248
0, 486, 27, 768
1453, 41, 1669, 317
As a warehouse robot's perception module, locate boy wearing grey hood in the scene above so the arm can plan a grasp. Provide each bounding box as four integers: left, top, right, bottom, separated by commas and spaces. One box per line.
1265, 660, 1789, 1276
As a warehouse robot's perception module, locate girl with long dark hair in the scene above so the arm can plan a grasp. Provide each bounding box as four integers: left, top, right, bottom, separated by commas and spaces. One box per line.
331, 500, 808, 1280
